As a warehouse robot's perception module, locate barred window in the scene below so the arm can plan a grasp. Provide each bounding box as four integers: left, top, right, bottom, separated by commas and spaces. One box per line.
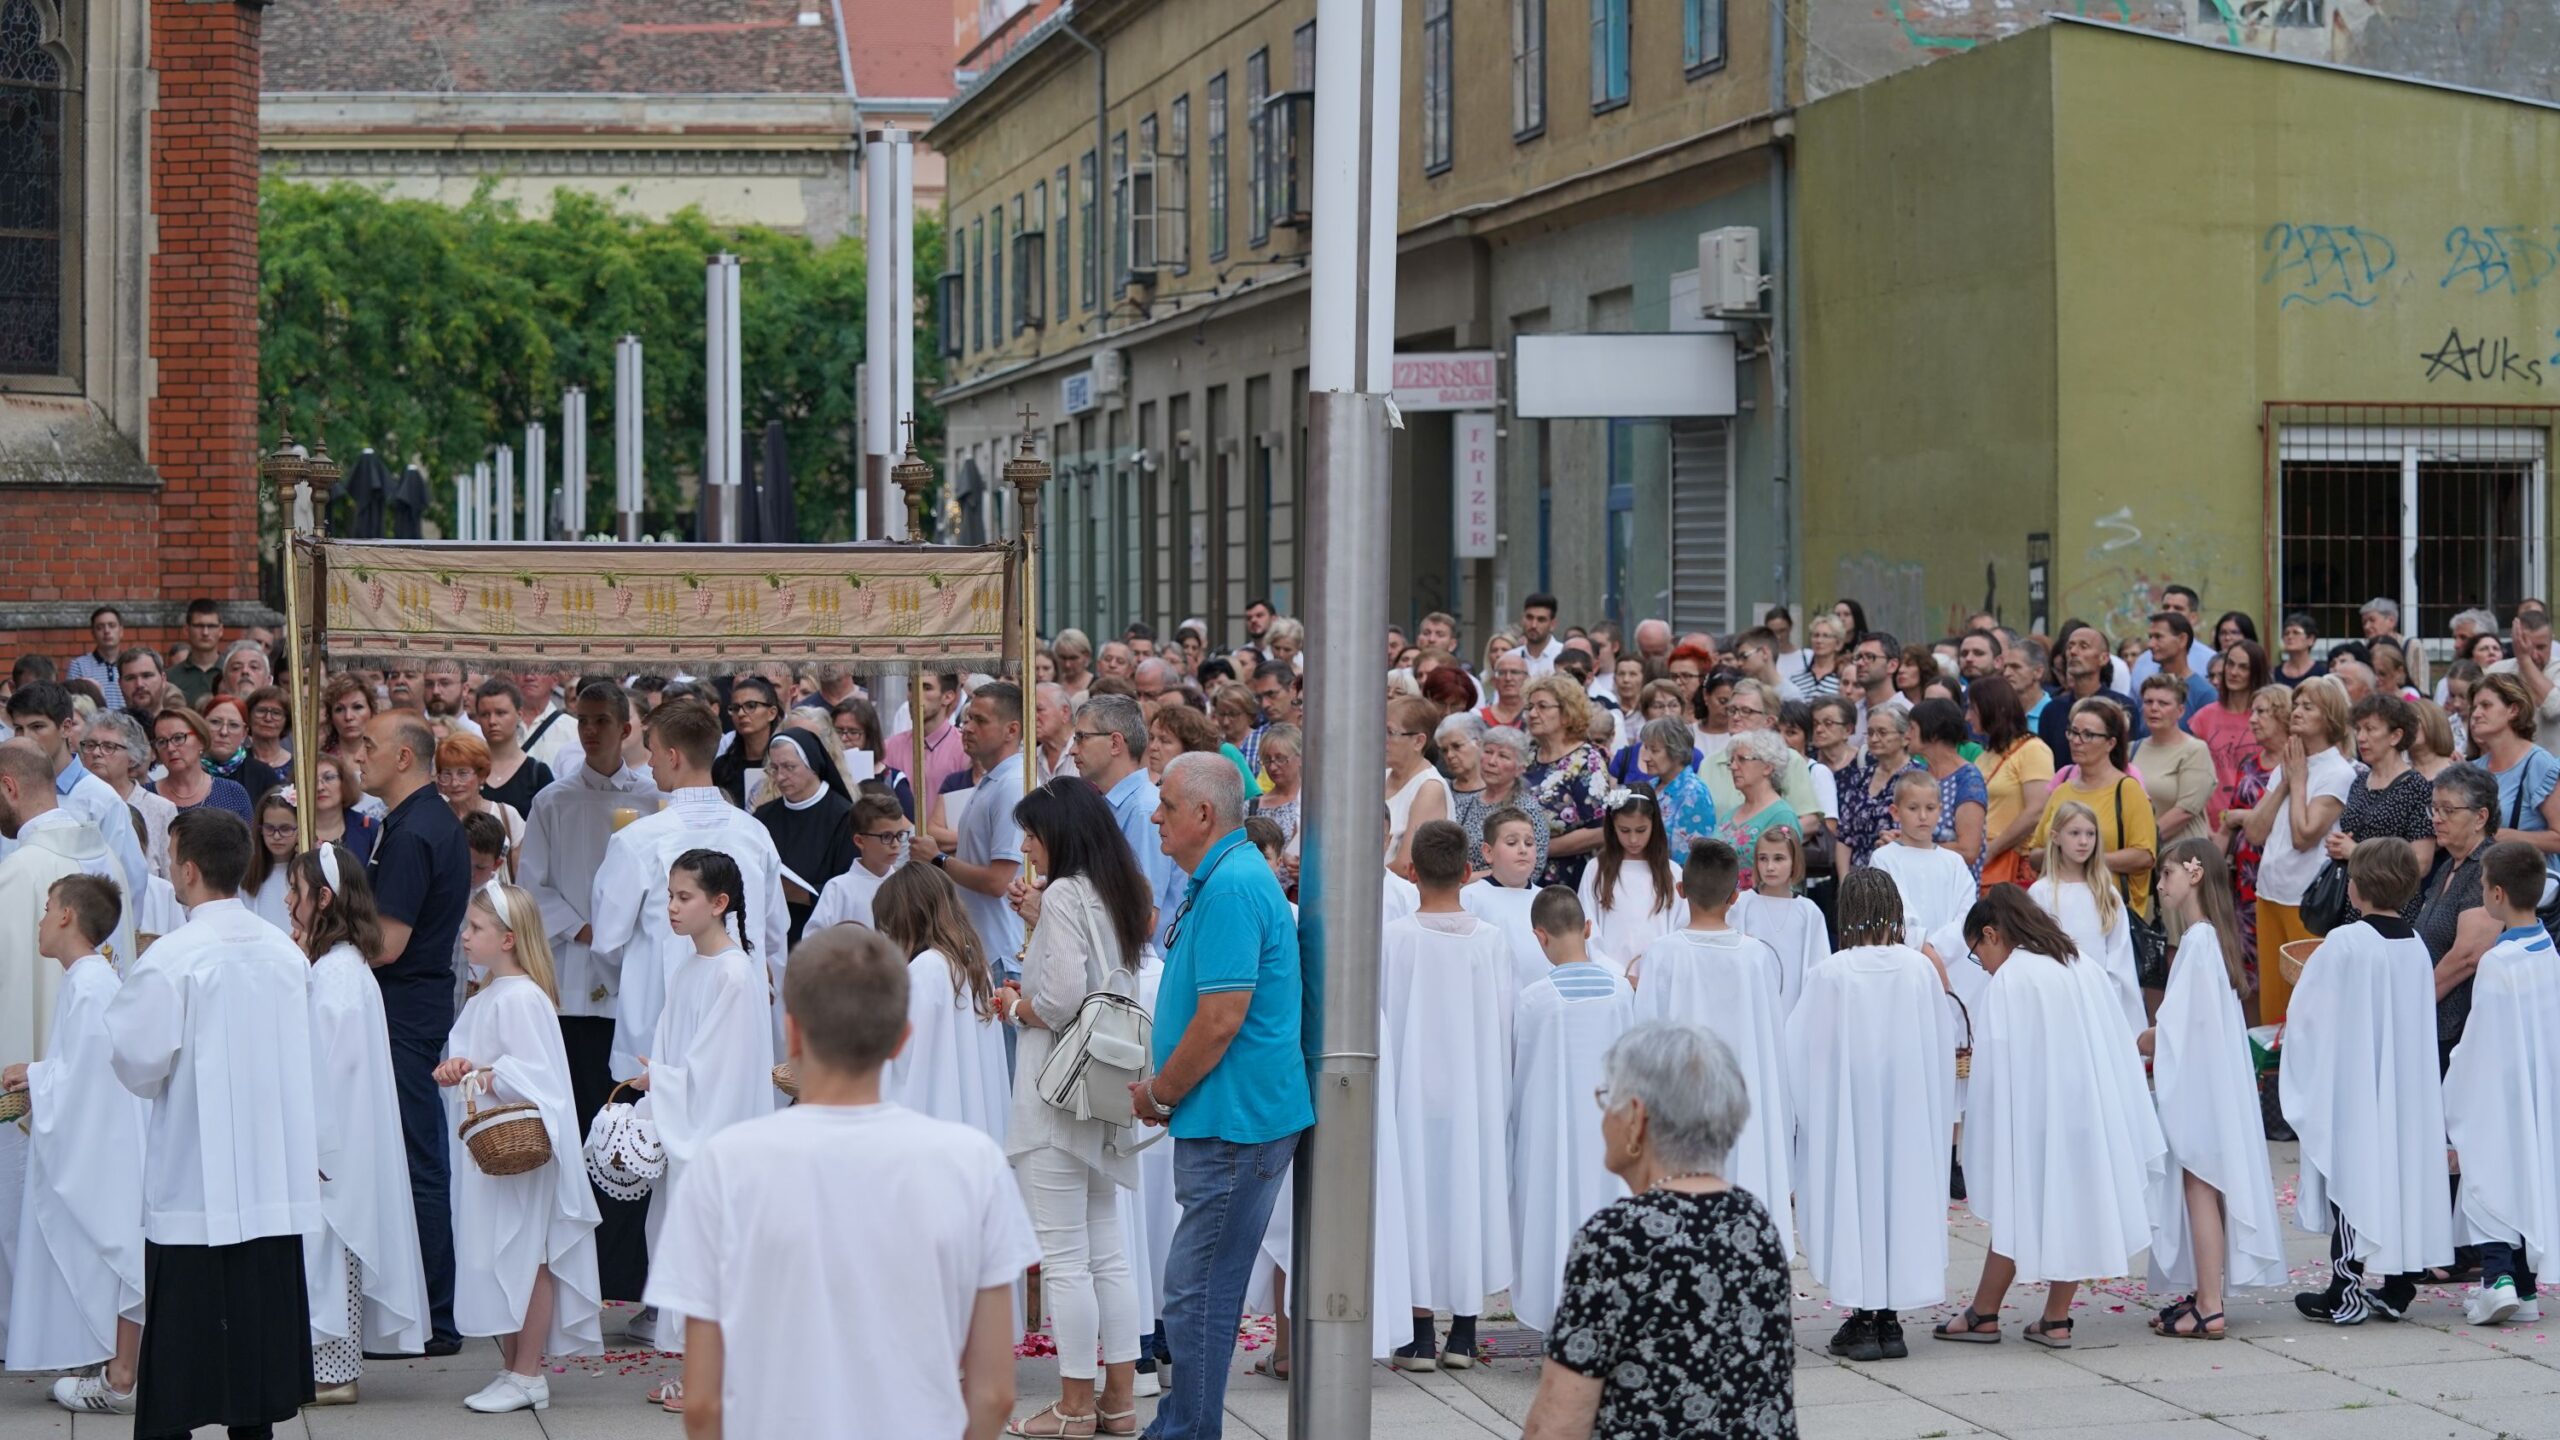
0, 0, 76, 379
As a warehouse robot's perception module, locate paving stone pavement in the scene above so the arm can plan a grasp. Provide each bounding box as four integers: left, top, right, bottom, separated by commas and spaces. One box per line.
7, 1145, 2553, 1438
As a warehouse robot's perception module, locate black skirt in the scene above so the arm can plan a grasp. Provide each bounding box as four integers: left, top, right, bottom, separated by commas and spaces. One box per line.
137, 1235, 314, 1437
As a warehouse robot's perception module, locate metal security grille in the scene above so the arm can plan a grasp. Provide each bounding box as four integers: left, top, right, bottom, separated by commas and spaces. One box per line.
2268, 403, 2553, 644
1667, 418, 1733, 636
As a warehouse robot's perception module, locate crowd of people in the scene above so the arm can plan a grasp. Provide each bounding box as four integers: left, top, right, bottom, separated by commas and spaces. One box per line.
0, 581, 2551, 1440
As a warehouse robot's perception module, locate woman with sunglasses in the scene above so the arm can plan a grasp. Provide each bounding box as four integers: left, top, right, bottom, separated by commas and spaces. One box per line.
145, 706, 253, 822
2026, 697, 2159, 929
710, 676, 785, 809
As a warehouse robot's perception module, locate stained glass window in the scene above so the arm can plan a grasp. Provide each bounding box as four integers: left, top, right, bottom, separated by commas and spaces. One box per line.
0, 0, 67, 376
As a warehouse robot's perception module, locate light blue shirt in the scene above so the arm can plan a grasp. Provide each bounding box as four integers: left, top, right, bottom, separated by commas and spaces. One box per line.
1106, 765, 1188, 947
955, 750, 1026, 976
1545, 959, 1620, 1001
1154, 829, 1312, 1144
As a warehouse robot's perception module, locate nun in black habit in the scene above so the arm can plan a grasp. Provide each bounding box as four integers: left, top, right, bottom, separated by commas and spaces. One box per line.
752, 725, 857, 945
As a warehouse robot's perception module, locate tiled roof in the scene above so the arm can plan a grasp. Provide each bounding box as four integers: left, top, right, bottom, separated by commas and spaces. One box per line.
841, 0, 955, 101
262, 0, 854, 96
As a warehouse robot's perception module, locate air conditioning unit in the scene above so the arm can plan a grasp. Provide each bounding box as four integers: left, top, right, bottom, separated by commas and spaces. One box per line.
1093, 347, 1126, 397
1697, 227, 1762, 315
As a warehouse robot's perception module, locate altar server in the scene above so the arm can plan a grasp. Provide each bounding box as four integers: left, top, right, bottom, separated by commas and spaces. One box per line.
107, 808, 323, 1435
1935, 885, 2163, 1348
1380, 820, 1515, 1372
636, 849, 777, 1373
2144, 840, 2287, 1339
4, 874, 144, 1412
1629, 839, 1792, 1228
1461, 805, 1558, 990
2442, 840, 2556, 1327
1870, 770, 1977, 945
1508, 885, 1635, 1335
1575, 787, 1682, 969
2278, 836, 2452, 1325
805, 792, 911, 933
591, 699, 788, 1081
439, 880, 603, 1412
1788, 869, 1953, 1363
1732, 825, 1824, 1012
291, 844, 431, 1404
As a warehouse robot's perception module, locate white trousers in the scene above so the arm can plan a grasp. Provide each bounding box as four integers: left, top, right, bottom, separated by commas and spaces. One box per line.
1016, 1146, 1139, 1380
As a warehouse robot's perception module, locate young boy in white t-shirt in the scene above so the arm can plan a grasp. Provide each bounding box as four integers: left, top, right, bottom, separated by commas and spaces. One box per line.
644, 925, 1038, 1438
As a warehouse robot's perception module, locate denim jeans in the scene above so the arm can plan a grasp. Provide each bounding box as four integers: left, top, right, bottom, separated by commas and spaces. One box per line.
388, 1032, 459, 1344
1143, 1132, 1302, 1440
2480, 1240, 2541, 1298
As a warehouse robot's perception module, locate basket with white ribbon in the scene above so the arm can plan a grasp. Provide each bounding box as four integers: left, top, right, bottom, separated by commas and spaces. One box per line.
582, 1081, 664, 1201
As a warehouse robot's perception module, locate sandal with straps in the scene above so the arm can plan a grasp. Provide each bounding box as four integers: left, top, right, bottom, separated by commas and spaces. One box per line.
1005, 1403, 1099, 1438
1099, 1404, 1139, 1437
1932, 1308, 2002, 1343
2023, 1318, 2074, 1349
2157, 1300, 2225, 1340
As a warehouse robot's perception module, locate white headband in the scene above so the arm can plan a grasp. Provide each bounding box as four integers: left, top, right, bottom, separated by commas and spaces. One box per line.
316, 842, 341, 893
480, 878, 514, 931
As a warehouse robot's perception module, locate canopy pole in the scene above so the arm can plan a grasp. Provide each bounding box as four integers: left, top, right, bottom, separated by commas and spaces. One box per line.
262, 433, 342, 854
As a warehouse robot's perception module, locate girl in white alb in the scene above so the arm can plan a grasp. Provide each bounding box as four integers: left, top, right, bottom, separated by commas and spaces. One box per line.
871, 862, 1011, 1147
2027, 801, 2146, 1034
438, 881, 604, 1414
1576, 787, 1683, 975
1732, 825, 1827, 1012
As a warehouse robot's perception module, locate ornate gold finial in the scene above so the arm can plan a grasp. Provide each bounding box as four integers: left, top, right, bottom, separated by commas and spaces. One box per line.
1002, 409, 1049, 518
890, 412, 935, 543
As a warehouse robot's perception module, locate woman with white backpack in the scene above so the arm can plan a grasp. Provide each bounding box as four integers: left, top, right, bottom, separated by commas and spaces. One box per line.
996, 777, 1158, 1439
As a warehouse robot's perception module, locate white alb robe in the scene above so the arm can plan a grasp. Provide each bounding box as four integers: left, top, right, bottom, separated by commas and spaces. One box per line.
2029, 876, 2146, 1034
445, 975, 603, 1354
105, 897, 321, 1247
1378, 911, 1515, 1310
303, 943, 431, 1355
1119, 949, 1176, 1320
1785, 945, 1954, 1311
806, 860, 899, 934
644, 944, 778, 1354
1732, 889, 1827, 1012
2, 955, 144, 1371
0, 809, 136, 1059
133, 874, 182, 949
1575, 862, 1682, 980
2148, 921, 2288, 1293
1460, 880, 1554, 995
1508, 963, 1634, 1332
2443, 927, 2560, 1270
1630, 927, 1794, 1229
885, 949, 1012, 1148
2277, 919, 2453, 1275
1961, 950, 2164, 1282
590, 786, 791, 1079
1381, 868, 1420, 925
1872, 844, 1976, 948
519, 762, 665, 1019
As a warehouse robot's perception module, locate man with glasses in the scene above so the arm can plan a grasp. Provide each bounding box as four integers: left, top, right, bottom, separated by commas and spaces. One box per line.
1848, 632, 1905, 725
517, 677, 666, 1304
0, 682, 147, 897
1062, 692, 1185, 947
169, 599, 222, 705
1251, 661, 1301, 730
1700, 677, 1829, 831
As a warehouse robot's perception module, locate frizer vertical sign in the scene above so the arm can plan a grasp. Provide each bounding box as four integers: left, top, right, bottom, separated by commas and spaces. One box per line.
1454, 411, 1497, 558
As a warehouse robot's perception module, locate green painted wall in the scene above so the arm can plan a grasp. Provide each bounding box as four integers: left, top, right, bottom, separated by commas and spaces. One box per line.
2050, 23, 2560, 639
1796, 32, 2060, 644
1800, 21, 2560, 645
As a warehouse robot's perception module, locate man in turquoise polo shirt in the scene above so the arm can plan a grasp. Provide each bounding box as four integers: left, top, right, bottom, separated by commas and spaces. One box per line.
1131, 751, 1311, 1440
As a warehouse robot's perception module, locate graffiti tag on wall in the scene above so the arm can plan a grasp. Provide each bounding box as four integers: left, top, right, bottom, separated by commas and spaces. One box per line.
2417, 326, 2549, 386
2440, 226, 2560, 295
2261, 223, 2397, 308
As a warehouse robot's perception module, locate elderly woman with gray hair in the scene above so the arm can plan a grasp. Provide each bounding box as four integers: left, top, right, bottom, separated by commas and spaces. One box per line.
1524, 1021, 1795, 1440
80, 708, 175, 877
1465, 724, 1553, 876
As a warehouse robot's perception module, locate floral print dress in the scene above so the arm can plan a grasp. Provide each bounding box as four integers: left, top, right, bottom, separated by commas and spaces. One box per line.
1527, 741, 1612, 890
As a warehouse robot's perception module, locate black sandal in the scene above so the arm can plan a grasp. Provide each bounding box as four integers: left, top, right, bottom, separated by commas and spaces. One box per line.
2023, 1318, 2074, 1349
2161, 1304, 2225, 1340
1931, 1308, 2001, 1343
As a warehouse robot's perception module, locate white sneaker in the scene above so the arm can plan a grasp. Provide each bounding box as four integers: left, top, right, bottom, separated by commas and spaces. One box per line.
51, 1374, 136, 1415
623, 1305, 659, 1349
2464, 1279, 2522, 1327
463, 1372, 550, 1413
1133, 1368, 1161, 1398
2515, 1295, 2544, 1323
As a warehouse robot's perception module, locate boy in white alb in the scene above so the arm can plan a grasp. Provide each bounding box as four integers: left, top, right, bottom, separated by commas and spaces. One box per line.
644, 925, 1037, 1440
2442, 841, 2556, 1326
1461, 806, 1559, 992
3, 875, 145, 1411
1508, 886, 1635, 1335
1869, 772, 1976, 944
806, 793, 911, 933
1380, 820, 1517, 1372
1630, 839, 1793, 1228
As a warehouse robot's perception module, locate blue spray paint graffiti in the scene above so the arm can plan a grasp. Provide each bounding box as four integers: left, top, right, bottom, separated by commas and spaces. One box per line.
2261, 223, 2396, 308
2440, 226, 2560, 296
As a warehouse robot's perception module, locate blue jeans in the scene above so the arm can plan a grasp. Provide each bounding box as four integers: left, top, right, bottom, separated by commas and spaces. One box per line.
1143, 1132, 1301, 1440
388, 1032, 459, 1344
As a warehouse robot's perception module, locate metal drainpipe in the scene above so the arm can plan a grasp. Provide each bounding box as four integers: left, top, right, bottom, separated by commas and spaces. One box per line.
829, 0, 864, 219
1060, 15, 1110, 320
1767, 0, 1794, 609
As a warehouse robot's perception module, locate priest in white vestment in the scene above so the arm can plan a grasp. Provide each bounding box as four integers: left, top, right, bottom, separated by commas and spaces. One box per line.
2441, 843, 2558, 1327
107, 808, 324, 1434
590, 701, 790, 1081
1379, 821, 1515, 1371
1629, 840, 1792, 1231
1937, 886, 2162, 1347
1786, 871, 1953, 1361
2278, 838, 2452, 1325
2, 873, 144, 1402
1508, 886, 1634, 1334
0, 739, 137, 1059
2143, 846, 2287, 1339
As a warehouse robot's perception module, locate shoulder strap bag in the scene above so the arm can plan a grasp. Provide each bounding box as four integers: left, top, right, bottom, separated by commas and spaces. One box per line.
2114, 778, 2171, 989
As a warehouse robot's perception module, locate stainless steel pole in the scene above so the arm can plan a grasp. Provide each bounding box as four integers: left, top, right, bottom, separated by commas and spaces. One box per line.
1289, 0, 1398, 1433
525, 421, 548, 542
616, 335, 645, 542
495, 444, 516, 543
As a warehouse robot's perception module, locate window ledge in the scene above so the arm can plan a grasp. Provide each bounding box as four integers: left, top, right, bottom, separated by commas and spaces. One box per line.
1513, 124, 1546, 145
1685, 56, 1728, 80
1590, 96, 1629, 116
0, 392, 157, 488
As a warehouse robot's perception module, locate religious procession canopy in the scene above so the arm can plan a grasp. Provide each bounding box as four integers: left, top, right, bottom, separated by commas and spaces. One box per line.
311, 540, 1015, 668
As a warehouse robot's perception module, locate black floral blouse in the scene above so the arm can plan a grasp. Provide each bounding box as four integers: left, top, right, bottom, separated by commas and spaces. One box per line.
1547, 1187, 1798, 1440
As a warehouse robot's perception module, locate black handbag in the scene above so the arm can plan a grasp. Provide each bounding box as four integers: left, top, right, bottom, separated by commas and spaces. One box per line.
2505, 773, 2560, 932
2112, 780, 2170, 989
2299, 859, 2351, 935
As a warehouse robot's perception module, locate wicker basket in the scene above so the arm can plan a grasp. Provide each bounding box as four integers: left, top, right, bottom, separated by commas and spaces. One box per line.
458, 1076, 553, 1177
772, 1063, 799, 1101
2278, 938, 2321, 986
1949, 993, 1974, 1081
0, 1089, 27, 1124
